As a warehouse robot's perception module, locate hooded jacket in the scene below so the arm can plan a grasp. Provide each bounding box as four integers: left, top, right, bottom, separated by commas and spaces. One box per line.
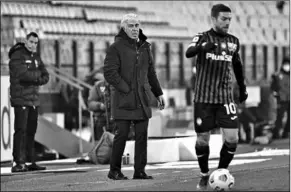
88, 80, 111, 118
8, 42, 49, 107
271, 58, 290, 101
104, 28, 163, 120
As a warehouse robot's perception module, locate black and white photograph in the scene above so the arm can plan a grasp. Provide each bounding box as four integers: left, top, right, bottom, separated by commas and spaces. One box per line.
0, 0, 290, 191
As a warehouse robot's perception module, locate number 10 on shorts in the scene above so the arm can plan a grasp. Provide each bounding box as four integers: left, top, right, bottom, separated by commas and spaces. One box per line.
223, 103, 236, 115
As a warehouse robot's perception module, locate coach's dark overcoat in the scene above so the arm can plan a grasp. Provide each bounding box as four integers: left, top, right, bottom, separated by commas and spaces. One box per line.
104, 28, 163, 120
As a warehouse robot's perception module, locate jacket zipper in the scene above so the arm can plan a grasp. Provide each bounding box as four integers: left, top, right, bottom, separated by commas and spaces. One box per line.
134, 42, 146, 110
135, 42, 146, 77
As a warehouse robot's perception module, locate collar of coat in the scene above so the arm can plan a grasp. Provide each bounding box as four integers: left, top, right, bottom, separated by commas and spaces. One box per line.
8, 42, 34, 59
114, 28, 149, 46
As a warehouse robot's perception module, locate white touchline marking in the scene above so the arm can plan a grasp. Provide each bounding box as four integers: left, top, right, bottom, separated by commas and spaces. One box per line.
152, 173, 164, 176
172, 171, 182, 173
0, 166, 95, 175
97, 158, 271, 171
65, 181, 106, 185
37, 158, 80, 164
235, 149, 289, 158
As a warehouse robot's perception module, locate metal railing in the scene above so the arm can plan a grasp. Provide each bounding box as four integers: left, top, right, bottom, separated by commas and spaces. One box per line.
47, 65, 94, 90
46, 66, 95, 154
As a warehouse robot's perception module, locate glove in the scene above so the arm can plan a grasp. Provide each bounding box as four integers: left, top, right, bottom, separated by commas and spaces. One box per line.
239, 87, 248, 103
201, 42, 217, 52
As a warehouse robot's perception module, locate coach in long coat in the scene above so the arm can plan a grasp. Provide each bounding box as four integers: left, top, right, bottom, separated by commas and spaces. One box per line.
104, 14, 165, 180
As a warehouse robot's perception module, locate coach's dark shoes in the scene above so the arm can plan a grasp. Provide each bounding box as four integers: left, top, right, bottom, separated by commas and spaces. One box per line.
133, 172, 153, 180
27, 163, 46, 171
196, 173, 209, 190
11, 164, 28, 173
108, 171, 128, 180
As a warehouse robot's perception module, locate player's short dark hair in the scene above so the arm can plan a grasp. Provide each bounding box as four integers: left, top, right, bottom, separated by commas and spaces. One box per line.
26, 32, 39, 39
211, 4, 231, 18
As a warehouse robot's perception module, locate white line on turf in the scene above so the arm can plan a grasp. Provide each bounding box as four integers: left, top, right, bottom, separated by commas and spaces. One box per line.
96, 158, 271, 172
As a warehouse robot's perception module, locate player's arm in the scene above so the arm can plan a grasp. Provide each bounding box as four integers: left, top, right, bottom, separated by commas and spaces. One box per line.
185, 33, 204, 58
232, 40, 248, 103
185, 33, 217, 58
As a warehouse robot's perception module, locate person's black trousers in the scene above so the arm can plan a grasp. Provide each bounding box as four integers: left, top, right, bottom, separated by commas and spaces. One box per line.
274, 101, 290, 138
238, 107, 256, 142
13, 106, 38, 164
110, 119, 149, 173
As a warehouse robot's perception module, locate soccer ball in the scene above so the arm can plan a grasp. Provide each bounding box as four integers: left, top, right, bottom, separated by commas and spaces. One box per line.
208, 169, 235, 191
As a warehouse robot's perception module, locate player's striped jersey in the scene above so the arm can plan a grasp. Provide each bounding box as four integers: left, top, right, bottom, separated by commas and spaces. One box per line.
188, 28, 242, 104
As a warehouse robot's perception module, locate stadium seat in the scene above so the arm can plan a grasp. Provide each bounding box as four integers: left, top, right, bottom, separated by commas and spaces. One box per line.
1, 2, 9, 15
10, 3, 19, 15
231, 1, 245, 15
62, 21, 70, 34
41, 4, 49, 17
263, 28, 276, 45
51, 20, 60, 33
285, 29, 290, 42
253, 28, 268, 45
256, 2, 269, 15
0, 1, 288, 49
237, 15, 248, 28
13, 28, 21, 39
16, 3, 25, 15
83, 23, 91, 34
282, 1, 289, 16
24, 4, 33, 16
7, 3, 17, 15
63, 22, 71, 34
72, 21, 79, 34
22, 19, 31, 30
270, 17, 282, 28
229, 16, 240, 30
249, 16, 260, 29
231, 28, 248, 44
281, 16, 289, 29
14, 28, 26, 39
275, 29, 287, 45
35, 4, 43, 16
240, 28, 253, 45
56, 20, 65, 33
266, 2, 279, 15
260, 16, 271, 28
43, 19, 52, 32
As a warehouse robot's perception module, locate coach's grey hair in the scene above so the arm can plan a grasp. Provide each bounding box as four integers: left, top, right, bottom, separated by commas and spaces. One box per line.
120, 13, 140, 29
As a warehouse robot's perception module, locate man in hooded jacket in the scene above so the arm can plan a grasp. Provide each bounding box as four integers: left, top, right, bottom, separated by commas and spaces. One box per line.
104, 13, 165, 180
8, 32, 49, 172
271, 57, 290, 139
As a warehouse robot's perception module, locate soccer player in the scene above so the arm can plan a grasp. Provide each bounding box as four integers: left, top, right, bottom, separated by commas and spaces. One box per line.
185, 4, 248, 190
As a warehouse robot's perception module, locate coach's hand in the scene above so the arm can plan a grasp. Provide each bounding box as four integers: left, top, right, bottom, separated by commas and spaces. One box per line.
201, 42, 217, 52
239, 87, 248, 103
157, 95, 165, 110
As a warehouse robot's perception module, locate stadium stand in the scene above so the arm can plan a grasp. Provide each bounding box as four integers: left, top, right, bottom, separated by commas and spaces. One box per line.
1, 0, 290, 87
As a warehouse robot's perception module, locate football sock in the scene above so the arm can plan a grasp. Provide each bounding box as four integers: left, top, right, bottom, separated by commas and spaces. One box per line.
195, 145, 210, 174
218, 141, 237, 169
